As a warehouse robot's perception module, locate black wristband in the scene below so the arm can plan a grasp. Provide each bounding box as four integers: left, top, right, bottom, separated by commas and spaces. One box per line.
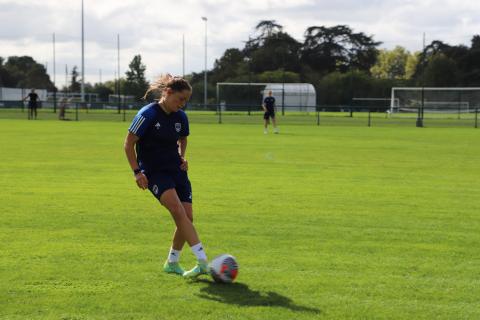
133, 168, 142, 175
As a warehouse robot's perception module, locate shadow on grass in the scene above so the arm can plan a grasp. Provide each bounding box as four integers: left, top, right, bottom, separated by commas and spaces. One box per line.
195, 279, 321, 314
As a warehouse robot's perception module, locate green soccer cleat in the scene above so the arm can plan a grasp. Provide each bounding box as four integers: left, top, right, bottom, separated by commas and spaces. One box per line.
182, 260, 208, 279
163, 261, 185, 275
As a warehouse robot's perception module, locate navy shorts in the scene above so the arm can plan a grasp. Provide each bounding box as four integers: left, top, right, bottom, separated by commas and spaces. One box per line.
264, 111, 275, 120
147, 170, 192, 203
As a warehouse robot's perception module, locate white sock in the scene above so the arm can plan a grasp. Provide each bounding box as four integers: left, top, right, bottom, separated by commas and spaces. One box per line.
191, 242, 207, 262
167, 247, 181, 263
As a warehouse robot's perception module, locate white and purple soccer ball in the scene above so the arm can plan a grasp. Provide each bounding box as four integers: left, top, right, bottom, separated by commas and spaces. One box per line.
209, 254, 239, 283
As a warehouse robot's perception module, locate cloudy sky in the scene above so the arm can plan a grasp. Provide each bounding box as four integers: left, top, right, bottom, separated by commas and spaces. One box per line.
1, 0, 479, 85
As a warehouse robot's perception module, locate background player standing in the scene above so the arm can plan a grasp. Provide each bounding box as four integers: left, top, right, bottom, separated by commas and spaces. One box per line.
262, 90, 279, 134
23, 88, 40, 120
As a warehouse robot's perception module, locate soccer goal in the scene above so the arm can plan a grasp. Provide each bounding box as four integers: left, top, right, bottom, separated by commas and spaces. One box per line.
216, 82, 317, 112
390, 87, 480, 119
352, 97, 398, 111
216, 82, 268, 112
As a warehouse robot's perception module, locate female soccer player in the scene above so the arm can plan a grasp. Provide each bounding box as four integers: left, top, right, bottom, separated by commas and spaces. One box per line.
124, 75, 208, 278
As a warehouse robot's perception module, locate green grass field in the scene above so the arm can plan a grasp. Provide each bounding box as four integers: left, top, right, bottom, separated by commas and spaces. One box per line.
1, 118, 479, 319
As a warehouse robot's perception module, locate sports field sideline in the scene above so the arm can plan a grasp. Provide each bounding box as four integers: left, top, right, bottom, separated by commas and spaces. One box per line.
1, 107, 478, 127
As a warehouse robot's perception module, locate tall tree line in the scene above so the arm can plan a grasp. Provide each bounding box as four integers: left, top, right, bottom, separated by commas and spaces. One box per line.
2, 21, 480, 104
187, 20, 480, 105
0, 54, 149, 102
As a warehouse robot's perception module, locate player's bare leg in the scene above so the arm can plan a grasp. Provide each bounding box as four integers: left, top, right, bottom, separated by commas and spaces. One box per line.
160, 189, 199, 246
171, 202, 193, 250
163, 202, 193, 275
160, 189, 207, 278
272, 117, 279, 134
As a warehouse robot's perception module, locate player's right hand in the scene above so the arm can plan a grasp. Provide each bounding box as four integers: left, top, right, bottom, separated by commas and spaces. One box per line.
135, 173, 149, 190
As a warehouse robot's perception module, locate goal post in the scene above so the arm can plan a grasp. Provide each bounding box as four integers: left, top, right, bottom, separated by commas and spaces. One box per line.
216, 82, 269, 112
352, 97, 398, 111
390, 87, 480, 118
216, 82, 317, 113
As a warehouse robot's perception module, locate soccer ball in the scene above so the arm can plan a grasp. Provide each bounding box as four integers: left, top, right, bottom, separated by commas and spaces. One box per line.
209, 254, 239, 283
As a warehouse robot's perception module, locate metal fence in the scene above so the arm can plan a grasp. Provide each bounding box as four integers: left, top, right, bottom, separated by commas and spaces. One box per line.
0, 101, 478, 128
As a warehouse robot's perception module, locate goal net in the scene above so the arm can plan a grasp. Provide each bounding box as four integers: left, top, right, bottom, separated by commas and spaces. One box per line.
216, 82, 317, 112
352, 98, 397, 112
390, 87, 480, 118
216, 82, 268, 112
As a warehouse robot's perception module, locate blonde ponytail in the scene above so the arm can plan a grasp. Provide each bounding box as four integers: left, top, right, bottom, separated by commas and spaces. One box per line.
142, 74, 192, 100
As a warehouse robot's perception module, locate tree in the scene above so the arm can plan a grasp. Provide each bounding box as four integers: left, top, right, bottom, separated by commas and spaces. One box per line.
421, 53, 459, 86
248, 32, 301, 74
347, 32, 381, 72
471, 35, 480, 50
461, 35, 480, 85
104, 78, 127, 97
317, 70, 396, 106
244, 20, 284, 56
415, 40, 468, 79
255, 20, 283, 39
301, 25, 380, 75
185, 22, 401, 104
405, 52, 420, 79
0, 57, 6, 86
91, 83, 114, 102
212, 48, 245, 82
257, 69, 300, 83
70, 66, 81, 92
3, 56, 55, 90
124, 55, 149, 101
370, 46, 410, 79
301, 26, 347, 74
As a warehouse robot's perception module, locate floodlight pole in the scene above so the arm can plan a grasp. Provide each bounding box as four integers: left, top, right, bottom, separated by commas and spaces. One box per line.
53, 32, 57, 113
65, 64, 68, 97
202, 17, 208, 108
417, 32, 426, 127
475, 108, 478, 128
81, 0, 85, 103
182, 34, 185, 78
417, 88, 424, 127
117, 34, 121, 114
282, 52, 286, 115
243, 55, 252, 115
282, 69, 285, 115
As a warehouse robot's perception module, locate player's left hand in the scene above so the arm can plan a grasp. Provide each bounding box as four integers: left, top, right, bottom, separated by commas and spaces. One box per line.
180, 157, 188, 171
